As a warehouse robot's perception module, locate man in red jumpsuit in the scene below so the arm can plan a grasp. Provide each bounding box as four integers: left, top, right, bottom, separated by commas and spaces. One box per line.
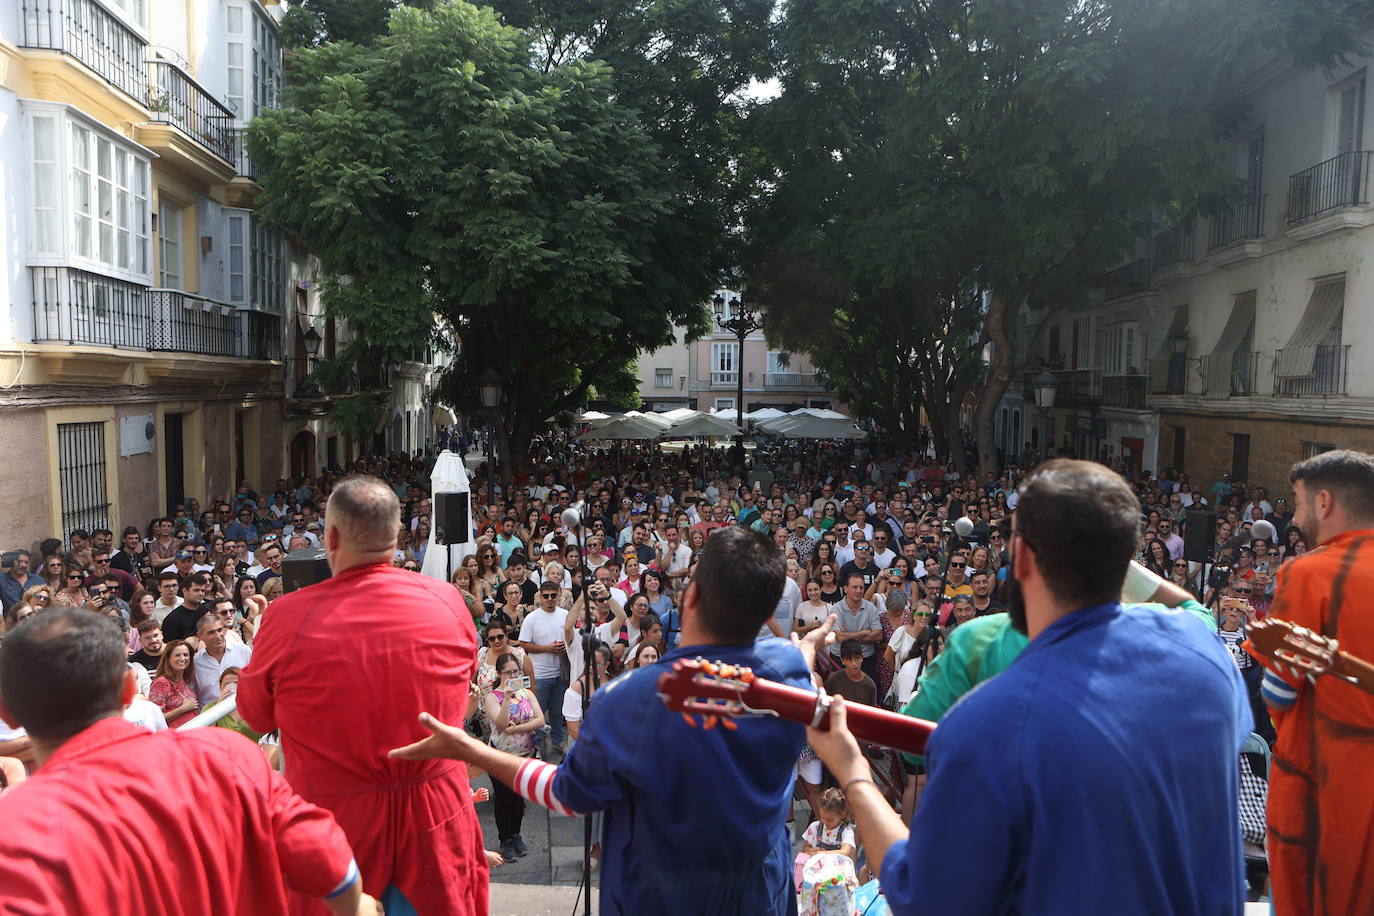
0, 608, 367, 915
239, 475, 487, 915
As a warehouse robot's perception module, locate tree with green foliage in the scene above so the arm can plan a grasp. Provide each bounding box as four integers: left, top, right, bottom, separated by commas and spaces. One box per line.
746, 0, 1363, 475
280, 0, 438, 48
249, 1, 709, 475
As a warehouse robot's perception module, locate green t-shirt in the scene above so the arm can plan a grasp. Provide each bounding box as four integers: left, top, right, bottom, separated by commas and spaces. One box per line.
899, 599, 1213, 764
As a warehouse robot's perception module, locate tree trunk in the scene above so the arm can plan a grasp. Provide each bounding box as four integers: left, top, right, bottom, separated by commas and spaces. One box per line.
947, 383, 969, 477
976, 293, 1017, 482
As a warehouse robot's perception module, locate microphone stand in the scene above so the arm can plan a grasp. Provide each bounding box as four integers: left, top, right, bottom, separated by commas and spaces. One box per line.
573, 498, 596, 916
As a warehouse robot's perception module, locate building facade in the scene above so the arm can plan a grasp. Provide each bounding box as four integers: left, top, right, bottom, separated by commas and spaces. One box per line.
636, 290, 844, 414
0, 0, 442, 547
1008, 36, 1374, 492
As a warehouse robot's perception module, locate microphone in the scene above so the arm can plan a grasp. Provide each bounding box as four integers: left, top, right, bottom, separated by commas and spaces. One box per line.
1251, 519, 1276, 542
953, 516, 974, 537
560, 508, 581, 529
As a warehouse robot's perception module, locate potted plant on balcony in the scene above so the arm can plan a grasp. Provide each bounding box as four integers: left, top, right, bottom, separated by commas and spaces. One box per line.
145, 86, 171, 113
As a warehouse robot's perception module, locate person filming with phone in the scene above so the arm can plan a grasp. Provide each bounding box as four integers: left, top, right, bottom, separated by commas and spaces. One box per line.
483, 654, 545, 863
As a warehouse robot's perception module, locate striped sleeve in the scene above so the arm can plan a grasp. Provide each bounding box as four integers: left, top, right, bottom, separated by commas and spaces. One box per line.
515, 758, 579, 816
1261, 669, 1300, 711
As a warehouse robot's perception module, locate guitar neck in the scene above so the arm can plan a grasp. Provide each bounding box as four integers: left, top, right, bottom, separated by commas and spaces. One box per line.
747, 679, 936, 756
1330, 652, 1374, 697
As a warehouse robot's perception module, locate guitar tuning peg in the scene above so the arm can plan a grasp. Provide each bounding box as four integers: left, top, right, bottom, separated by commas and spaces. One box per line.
702, 715, 718, 731
681, 713, 699, 728
720, 717, 738, 731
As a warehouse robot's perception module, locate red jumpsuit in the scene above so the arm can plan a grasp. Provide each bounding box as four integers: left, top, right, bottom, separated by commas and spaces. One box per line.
0, 718, 356, 914
239, 562, 487, 915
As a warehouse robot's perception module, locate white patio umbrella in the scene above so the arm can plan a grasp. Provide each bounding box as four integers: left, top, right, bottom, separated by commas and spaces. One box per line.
421, 449, 475, 583
658, 407, 699, 423
576, 409, 611, 424
760, 414, 867, 439
659, 412, 742, 439
579, 415, 663, 440
789, 407, 851, 421
624, 409, 673, 428
744, 407, 787, 421
711, 407, 740, 422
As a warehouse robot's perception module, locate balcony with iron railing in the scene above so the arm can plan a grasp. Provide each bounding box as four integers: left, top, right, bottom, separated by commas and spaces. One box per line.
1024, 368, 1102, 405
1201, 350, 1260, 397
30, 265, 149, 348
1286, 151, 1371, 226
19, 0, 148, 101
1101, 374, 1148, 409
227, 127, 260, 181
1151, 352, 1190, 395
1274, 345, 1350, 397
146, 59, 236, 162
1208, 194, 1265, 251
710, 371, 739, 386
764, 372, 823, 389
1102, 259, 1152, 302
29, 267, 280, 359
1151, 223, 1195, 271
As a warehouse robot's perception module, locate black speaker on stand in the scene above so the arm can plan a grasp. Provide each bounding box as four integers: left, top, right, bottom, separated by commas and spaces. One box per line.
1183, 510, 1217, 563
432, 491, 471, 584
282, 548, 331, 593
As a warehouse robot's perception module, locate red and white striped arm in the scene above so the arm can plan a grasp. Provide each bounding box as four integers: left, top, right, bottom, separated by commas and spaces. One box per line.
515, 758, 579, 817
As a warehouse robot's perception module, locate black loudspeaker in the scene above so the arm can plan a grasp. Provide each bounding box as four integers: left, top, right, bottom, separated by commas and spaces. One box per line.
433, 492, 470, 546
282, 548, 331, 593
1183, 510, 1217, 563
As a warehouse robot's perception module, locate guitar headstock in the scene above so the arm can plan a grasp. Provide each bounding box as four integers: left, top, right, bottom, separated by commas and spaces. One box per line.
1244, 617, 1336, 680
656, 657, 761, 730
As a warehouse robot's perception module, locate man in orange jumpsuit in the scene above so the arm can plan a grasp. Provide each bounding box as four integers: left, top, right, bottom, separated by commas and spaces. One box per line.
1255, 449, 1374, 915
239, 476, 487, 915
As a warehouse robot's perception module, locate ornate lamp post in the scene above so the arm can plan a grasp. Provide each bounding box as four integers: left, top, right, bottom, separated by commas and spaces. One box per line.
477, 370, 504, 509
1033, 368, 1059, 466
713, 292, 762, 452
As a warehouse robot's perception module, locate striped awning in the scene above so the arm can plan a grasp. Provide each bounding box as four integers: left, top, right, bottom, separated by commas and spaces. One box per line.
1274, 276, 1345, 379
1204, 292, 1257, 396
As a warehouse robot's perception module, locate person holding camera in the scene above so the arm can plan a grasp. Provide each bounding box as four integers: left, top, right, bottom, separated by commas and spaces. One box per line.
483, 653, 546, 862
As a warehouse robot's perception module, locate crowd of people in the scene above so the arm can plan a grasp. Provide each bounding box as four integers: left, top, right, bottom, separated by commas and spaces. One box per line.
0, 427, 1366, 914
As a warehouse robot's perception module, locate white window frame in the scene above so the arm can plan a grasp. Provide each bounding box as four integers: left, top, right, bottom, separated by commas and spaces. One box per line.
226, 3, 247, 119
250, 216, 284, 312
158, 200, 182, 288
225, 209, 248, 304
654, 367, 673, 389
1332, 74, 1366, 157
23, 102, 153, 284
1103, 322, 1138, 376
713, 397, 736, 411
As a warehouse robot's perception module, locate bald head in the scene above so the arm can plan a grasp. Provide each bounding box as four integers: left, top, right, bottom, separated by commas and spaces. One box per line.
325, 476, 401, 567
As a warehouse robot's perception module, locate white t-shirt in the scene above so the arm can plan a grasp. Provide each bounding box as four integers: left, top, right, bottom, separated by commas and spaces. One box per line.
871, 548, 897, 569
759, 578, 801, 639
519, 607, 570, 680
887, 625, 924, 667
803, 820, 856, 852
124, 696, 168, 732
891, 656, 927, 707
795, 600, 831, 631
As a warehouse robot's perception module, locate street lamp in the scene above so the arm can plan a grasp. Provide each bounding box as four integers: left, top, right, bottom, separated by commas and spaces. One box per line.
478, 370, 504, 510
715, 291, 763, 454
302, 325, 322, 358
1033, 368, 1059, 466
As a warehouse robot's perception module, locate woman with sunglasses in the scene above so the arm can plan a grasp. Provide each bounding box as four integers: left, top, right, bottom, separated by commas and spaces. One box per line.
815, 562, 843, 603
474, 545, 504, 608
21, 584, 54, 615
1169, 560, 1199, 598
886, 599, 938, 706
52, 564, 88, 608
474, 623, 535, 697
38, 555, 65, 592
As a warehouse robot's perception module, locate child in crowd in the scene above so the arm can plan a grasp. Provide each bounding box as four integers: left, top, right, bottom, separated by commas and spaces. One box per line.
796, 787, 858, 891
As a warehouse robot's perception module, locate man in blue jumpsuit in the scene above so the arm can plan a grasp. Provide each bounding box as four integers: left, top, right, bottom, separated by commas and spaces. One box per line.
391, 525, 834, 915
811, 459, 1252, 915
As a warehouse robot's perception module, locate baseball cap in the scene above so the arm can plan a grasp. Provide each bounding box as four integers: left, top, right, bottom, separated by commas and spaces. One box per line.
175, 549, 194, 561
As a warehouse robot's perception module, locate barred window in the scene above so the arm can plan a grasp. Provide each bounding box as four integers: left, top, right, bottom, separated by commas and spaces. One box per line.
57, 421, 110, 540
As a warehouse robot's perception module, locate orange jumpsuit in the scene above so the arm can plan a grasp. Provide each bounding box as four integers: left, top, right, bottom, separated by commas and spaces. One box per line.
239, 562, 487, 915
1257, 529, 1374, 916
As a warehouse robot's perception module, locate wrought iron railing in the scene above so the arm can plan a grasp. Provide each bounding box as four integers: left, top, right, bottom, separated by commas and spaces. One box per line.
1102, 374, 1147, 409
711, 371, 738, 386
1151, 223, 1195, 270
30, 266, 149, 348
1229, 350, 1260, 396
1157, 352, 1190, 394
1208, 194, 1265, 250
1052, 368, 1102, 401
226, 128, 259, 180
19, 0, 148, 101
148, 289, 237, 356
1103, 259, 1152, 301
146, 59, 236, 162
1286, 151, 1371, 225
764, 372, 820, 388
1275, 345, 1350, 397
239, 310, 282, 360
